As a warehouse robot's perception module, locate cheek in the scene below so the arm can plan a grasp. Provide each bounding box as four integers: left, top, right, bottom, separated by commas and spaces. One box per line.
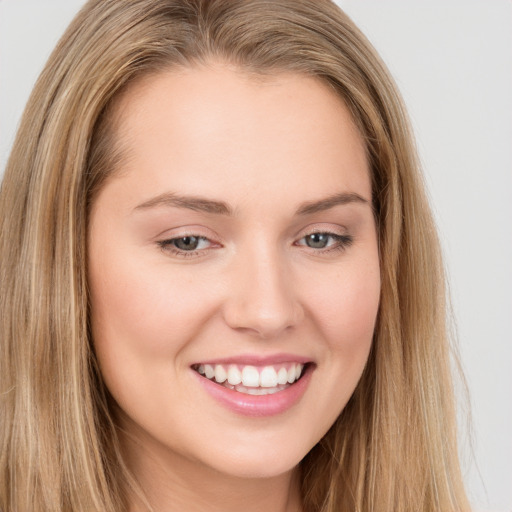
88, 250, 219, 421
89, 248, 216, 360
284, 257, 380, 444
307, 259, 380, 356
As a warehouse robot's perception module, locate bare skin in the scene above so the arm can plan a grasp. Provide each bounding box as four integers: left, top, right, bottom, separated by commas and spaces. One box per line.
88, 61, 380, 511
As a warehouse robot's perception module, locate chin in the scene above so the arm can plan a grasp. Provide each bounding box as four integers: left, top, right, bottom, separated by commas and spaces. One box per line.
213, 456, 301, 480
195, 435, 313, 480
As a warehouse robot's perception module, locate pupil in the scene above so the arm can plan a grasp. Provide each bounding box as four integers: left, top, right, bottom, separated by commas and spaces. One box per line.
307, 233, 329, 249
174, 236, 199, 251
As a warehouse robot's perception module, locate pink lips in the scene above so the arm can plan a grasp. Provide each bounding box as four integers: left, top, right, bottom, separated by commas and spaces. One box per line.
195, 353, 312, 366
192, 355, 314, 417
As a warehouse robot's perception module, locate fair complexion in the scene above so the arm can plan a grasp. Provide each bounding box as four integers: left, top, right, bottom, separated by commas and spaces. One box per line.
88, 63, 380, 512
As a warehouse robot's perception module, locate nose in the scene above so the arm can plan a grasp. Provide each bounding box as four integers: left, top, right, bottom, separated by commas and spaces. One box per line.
222, 245, 304, 339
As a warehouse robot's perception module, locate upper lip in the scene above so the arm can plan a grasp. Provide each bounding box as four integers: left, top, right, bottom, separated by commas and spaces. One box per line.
191, 353, 313, 366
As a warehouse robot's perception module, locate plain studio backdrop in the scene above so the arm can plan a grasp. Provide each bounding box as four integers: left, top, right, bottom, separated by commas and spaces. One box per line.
0, 1, 511, 511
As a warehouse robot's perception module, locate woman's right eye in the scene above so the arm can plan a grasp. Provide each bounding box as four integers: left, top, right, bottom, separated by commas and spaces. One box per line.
157, 235, 214, 256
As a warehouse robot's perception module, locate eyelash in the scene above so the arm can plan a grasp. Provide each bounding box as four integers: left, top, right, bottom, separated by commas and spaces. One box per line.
157, 236, 213, 258
294, 232, 354, 253
157, 231, 353, 258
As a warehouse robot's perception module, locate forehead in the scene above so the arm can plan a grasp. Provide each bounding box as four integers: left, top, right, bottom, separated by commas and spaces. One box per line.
101, 62, 370, 211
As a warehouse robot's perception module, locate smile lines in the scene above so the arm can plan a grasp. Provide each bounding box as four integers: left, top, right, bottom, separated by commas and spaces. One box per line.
193, 363, 305, 390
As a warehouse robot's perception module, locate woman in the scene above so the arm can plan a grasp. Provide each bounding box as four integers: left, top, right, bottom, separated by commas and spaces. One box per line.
0, 0, 470, 511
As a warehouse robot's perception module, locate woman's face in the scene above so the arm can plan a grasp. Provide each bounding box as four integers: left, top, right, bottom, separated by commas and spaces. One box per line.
88, 63, 380, 480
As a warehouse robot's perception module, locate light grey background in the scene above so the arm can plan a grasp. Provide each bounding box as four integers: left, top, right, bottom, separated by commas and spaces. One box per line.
1, 1, 511, 511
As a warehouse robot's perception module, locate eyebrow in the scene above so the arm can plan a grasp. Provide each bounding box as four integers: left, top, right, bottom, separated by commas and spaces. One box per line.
134, 193, 232, 215
133, 191, 369, 216
295, 192, 369, 215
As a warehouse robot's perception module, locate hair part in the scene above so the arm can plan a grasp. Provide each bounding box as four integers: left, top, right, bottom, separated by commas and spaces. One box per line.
0, 1, 469, 510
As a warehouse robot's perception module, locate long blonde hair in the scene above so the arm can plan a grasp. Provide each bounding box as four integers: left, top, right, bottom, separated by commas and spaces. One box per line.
0, 0, 469, 510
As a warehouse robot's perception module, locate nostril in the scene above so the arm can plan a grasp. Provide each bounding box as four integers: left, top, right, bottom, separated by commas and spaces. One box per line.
223, 305, 303, 339
221, 261, 303, 338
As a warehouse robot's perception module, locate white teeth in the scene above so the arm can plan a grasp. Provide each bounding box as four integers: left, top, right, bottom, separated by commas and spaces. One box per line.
246, 387, 264, 395
196, 362, 308, 391
287, 365, 296, 384
204, 364, 215, 379
227, 365, 242, 385
214, 364, 227, 383
241, 366, 260, 387
260, 366, 278, 387
234, 383, 288, 395
277, 367, 288, 385
245, 386, 280, 395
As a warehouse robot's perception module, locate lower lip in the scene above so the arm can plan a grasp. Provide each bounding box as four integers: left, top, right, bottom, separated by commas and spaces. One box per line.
193, 365, 314, 417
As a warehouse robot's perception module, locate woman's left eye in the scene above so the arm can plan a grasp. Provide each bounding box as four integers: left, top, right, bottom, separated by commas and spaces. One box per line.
296, 232, 353, 252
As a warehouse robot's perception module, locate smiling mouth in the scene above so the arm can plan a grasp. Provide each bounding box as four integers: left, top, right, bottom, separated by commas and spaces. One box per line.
191, 362, 309, 396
